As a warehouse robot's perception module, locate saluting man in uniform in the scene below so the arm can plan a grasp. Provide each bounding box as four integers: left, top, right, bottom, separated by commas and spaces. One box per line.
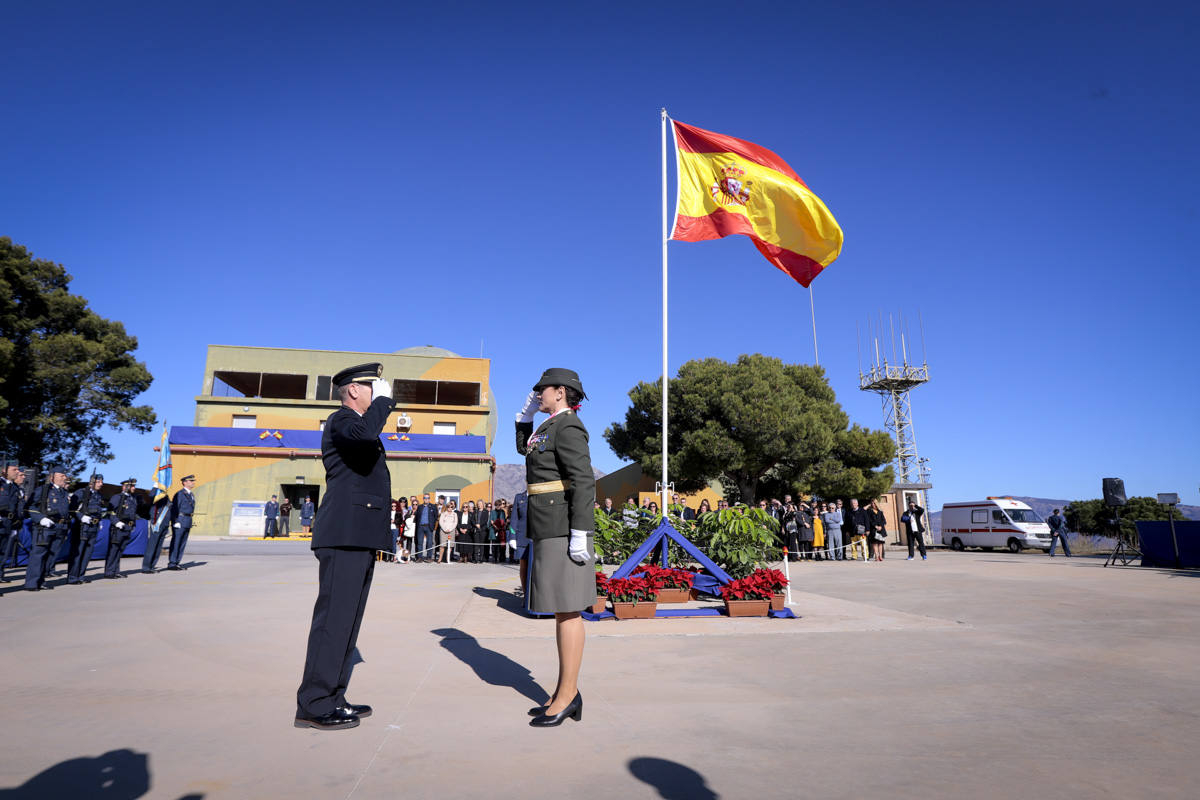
26, 466, 72, 591
69, 472, 108, 584
0, 461, 28, 583
295, 363, 394, 731
168, 474, 197, 570
106, 479, 138, 579
517, 368, 596, 728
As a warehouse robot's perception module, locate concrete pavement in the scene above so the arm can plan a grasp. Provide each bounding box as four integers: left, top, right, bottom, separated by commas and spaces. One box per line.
1, 547, 1197, 799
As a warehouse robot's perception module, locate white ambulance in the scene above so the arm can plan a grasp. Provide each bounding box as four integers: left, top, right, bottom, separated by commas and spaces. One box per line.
940, 498, 1052, 552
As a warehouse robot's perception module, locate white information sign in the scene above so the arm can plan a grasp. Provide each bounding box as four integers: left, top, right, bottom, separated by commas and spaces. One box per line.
229, 500, 266, 537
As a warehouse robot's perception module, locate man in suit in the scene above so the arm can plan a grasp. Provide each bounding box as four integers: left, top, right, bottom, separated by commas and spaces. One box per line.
412, 492, 438, 563
106, 479, 138, 578
902, 499, 928, 561
264, 495, 279, 538
69, 472, 108, 583
26, 466, 72, 590
295, 363, 394, 731
0, 460, 28, 582
168, 474, 197, 570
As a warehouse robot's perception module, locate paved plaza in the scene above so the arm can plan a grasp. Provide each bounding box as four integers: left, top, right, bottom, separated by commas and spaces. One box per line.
1, 544, 1197, 799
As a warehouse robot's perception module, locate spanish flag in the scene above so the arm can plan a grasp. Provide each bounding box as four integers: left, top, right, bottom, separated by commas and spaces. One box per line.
671, 120, 843, 287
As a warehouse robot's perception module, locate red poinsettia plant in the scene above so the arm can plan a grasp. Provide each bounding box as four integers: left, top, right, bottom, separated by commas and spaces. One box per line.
605, 575, 659, 604
595, 570, 611, 596
721, 570, 781, 601
750, 567, 789, 593
633, 564, 696, 590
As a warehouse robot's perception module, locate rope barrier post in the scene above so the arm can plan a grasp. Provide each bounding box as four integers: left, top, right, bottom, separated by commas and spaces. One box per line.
783, 547, 792, 605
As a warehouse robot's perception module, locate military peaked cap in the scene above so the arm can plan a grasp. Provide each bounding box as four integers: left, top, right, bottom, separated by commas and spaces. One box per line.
180, 474, 196, 482
122, 478, 137, 486
48, 465, 69, 475
2, 459, 19, 469
333, 362, 383, 387
90, 472, 104, 482
533, 367, 587, 399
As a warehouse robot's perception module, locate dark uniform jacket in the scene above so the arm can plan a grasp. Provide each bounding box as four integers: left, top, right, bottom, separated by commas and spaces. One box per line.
71, 486, 108, 527
515, 411, 595, 540
0, 479, 26, 526
171, 489, 196, 526
512, 492, 529, 548
265, 500, 279, 519
312, 395, 395, 550
30, 484, 71, 540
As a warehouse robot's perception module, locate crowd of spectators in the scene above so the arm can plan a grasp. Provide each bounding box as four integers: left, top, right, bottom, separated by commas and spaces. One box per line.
387, 493, 516, 564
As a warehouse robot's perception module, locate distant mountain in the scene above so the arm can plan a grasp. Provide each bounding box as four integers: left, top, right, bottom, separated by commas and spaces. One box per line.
928, 495, 1199, 535
492, 463, 606, 501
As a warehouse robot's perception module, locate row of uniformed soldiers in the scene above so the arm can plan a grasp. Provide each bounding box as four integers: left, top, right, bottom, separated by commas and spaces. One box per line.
0, 461, 197, 591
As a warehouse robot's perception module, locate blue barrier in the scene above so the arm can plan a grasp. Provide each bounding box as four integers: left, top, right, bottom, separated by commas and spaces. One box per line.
7, 519, 149, 567
1135, 520, 1200, 569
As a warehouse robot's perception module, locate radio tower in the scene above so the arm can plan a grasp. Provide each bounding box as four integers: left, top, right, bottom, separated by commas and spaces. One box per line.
859, 313, 931, 512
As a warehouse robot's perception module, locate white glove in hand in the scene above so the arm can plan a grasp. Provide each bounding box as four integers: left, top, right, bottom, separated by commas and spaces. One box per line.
80, 515, 93, 524
568, 529, 591, 564
516, 390, 540, 423
174, 522, 182, 529
39, 517, 53, 528
115, 522, 126, 530
370, 378, 392, 400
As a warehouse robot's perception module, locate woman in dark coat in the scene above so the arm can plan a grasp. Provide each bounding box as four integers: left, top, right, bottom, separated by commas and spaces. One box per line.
515, 368, 595, 728
867, 499, 888, 562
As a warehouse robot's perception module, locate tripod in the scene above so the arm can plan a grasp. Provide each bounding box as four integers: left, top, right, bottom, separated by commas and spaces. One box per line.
1104, 507, 1142, 567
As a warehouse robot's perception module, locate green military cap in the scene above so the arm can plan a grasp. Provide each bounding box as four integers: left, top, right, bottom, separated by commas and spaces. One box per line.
332, 362, 383, 387
533, 368, 587, 399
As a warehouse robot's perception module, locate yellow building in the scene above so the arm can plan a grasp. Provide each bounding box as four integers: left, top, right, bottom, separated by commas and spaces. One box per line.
171, 345, 497, 535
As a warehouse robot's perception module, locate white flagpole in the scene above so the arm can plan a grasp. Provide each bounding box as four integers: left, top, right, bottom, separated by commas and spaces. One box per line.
809, 285, 819, 365
661, 108, 670, 514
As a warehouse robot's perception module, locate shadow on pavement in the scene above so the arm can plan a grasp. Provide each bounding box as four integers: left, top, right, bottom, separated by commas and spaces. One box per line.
472, 586, 527, 615
0, 748, 205, 800
431, 627, 547, 705
628, 757, 718, 800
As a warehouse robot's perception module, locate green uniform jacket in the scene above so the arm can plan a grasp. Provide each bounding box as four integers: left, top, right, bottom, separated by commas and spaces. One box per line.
516, 411, 595, 541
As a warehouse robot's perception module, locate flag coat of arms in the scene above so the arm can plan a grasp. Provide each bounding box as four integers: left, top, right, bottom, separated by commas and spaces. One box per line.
670, 120, 843, 287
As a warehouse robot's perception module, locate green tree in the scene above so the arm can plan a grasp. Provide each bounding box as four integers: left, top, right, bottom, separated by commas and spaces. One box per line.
604, 354, 894, 504
1065, 496, 1186, 544
0, 237, 157, 472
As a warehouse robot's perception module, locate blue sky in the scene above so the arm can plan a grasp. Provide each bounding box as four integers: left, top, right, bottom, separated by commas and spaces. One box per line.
4, 1, 1198, 505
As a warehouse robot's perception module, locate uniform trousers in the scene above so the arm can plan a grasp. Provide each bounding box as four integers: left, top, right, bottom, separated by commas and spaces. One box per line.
106, 529, 131, 575
0, 521, 18, 579
169, 522, 192, 567
24, 523, 67, 589
143, 524, 168, 570
297, 547, 375, 717
264, 518, 278, 538
70, 523, 101, 580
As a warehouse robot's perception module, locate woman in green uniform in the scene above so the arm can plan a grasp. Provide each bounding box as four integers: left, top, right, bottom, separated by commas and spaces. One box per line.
516, 368, 595, 727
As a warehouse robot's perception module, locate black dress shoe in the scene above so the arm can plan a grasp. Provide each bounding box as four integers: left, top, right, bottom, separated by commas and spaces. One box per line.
167, 565, 183, 571
341, 702, 372, 718
67, 579, 83, 585
294, 708, 360, 731
529, 692, 582, 727
142, 568, 158, 574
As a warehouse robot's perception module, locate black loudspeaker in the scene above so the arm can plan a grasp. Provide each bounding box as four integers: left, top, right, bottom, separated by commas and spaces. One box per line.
1103, 478, 1127, 507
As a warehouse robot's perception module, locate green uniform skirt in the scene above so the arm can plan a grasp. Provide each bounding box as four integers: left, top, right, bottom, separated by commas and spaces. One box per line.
530, 535, 595, 614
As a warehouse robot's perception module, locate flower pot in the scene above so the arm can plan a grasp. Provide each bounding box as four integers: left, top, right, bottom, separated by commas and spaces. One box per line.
770, 592, 786, 611
723, 598, 771, 617
611, 600, 658, 620
655, 587, 691, 604
591, 596, 607, 615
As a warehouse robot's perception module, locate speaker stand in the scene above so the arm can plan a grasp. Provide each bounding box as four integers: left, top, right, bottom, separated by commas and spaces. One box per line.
1103, 508, 1142, 567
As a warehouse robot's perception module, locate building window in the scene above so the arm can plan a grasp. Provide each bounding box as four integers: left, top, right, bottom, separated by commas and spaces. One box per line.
392, 379, 480, 406
232, 415, 257, 428
211, 371, 307, 400
315, 375, 334, 401
432, 422, 456, 435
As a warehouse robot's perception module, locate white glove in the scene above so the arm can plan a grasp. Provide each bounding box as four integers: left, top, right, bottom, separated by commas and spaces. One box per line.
80, 515, 93, 524
370, 378, 392, 400
174, 522, 182, 529
115, 522, 126, 530
568, 529, 591, 564
39, 517, 53, 528
516, 390, 539, 423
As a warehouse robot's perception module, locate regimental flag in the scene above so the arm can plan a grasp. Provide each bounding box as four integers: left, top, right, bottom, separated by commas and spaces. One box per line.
150, 422, 172, 534
670, 120, 843, 287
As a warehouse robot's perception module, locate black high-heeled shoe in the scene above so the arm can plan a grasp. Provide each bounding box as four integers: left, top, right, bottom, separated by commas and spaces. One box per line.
527, 704, 549, 717
529, 692, 582, 727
